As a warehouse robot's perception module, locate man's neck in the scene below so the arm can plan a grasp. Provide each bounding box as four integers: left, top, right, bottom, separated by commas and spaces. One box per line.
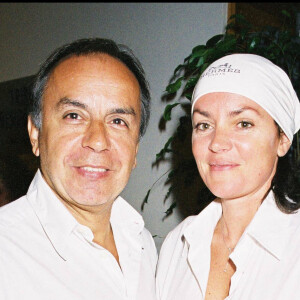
62, 200, 119, 262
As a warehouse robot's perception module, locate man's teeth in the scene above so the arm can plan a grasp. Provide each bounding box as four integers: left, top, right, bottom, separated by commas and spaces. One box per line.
82, 167, 107, 172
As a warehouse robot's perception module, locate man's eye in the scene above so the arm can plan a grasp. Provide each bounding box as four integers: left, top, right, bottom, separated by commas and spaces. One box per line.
112, 118, 127, 126
238, 121, 253, 128
64, 113, 81, 120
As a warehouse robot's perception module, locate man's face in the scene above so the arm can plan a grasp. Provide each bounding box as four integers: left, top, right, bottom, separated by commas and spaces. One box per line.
28, 54, 141, 208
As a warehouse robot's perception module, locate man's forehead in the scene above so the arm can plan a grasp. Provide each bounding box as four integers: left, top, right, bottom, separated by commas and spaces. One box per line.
47, 53, 139, 90
42, 53, 141, 112
51, 53, 124, 76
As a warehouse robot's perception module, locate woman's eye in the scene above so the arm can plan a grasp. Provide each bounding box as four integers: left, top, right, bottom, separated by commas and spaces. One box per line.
238, 121, 253, 128
195, 123, 211, 131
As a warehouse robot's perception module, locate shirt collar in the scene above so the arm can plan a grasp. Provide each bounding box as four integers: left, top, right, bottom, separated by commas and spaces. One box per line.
182, 200, 222, 296
246, 191, 298, 260
183, 200, 222, 247
26, 170, 145, 260
110, 195, 145, 235
183, 190, 298, 261
27, 170, 78, 260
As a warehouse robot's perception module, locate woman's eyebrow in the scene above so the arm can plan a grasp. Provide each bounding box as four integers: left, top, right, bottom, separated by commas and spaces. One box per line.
192, 109, 210, 118
229, 106, 261, 117
193, 106, 262, 118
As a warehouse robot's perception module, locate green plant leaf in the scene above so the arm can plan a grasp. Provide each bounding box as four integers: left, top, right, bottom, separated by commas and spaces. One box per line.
196, 56, 205, 68
143, 189, 151, 204
166, 76, 184, 94
191, 45, 207, 58
164, 202, 177, 216
141, 188, 151, 211
206, 34, 224, 48
155, 136, 174, 160
248, 36, 260, 51
281, 9, 291, 18
173, 64, 184, 76
167, 168, 177, 179
200, 62, 210, 75
155, 148, 172, 160
164, 185, 174, 202
184, 77, 199, 91
184, 93, 192, 101
215, 35, 236, 52
184, 54, 192, 62
145, 11, 300, 218
164, 136, 174, 149
163, 103, 180, 121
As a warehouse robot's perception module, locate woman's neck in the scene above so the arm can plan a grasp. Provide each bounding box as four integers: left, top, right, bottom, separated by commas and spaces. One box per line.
219, 187, 270, 248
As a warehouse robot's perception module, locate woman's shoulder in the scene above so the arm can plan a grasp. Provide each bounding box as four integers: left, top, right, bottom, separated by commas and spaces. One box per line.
156, 216, 197, 294
158, 215, 197, 266
164, 215, 196, 244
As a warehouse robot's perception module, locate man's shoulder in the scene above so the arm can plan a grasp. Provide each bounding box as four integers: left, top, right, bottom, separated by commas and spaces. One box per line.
140, 226, 156, 250
0, 195, 33, 229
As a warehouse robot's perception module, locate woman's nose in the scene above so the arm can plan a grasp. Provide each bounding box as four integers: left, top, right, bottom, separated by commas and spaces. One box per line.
82, 121, 111, 152
208, 128, 232, 153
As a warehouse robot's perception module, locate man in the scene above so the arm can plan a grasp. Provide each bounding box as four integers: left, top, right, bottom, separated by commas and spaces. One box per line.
0, 38, 157, 300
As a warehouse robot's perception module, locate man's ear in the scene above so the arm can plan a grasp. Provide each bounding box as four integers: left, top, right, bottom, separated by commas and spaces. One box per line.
27, 116, 40, 157
132, 142, 139, 170
277, 132, 291, 157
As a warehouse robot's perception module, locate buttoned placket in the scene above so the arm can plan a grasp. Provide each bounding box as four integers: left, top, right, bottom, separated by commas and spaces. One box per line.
111, 220, 143, 300
225, 233, 256, 299
73, 223, 129, 299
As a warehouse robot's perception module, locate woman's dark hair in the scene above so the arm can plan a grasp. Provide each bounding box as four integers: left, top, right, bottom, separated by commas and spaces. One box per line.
272, 145, 300, 213
198, 130, 300, 214
29, 38, 151, 138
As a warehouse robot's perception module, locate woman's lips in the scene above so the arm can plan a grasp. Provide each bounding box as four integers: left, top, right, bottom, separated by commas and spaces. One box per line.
209, 162, 240, 171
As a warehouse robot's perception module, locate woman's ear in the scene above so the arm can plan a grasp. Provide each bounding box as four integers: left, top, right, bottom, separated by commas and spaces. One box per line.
27, 116, 40, 157
277, 132, 291, 157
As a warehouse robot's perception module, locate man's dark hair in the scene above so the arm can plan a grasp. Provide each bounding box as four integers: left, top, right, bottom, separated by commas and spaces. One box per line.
29, 38, 150, 137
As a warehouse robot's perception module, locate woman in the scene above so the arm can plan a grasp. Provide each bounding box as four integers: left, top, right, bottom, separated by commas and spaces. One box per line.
156, 54, 300, 300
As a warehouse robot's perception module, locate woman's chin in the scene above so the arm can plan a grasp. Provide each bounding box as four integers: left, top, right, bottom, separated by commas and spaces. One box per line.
208, 186, 243, 201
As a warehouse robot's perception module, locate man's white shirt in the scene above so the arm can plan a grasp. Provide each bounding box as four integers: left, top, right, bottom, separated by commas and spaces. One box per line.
0, 170, 157, 300
156, 191, 300, 300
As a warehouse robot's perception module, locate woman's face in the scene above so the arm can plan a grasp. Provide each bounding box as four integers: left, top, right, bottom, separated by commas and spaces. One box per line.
192, 92, 290, 200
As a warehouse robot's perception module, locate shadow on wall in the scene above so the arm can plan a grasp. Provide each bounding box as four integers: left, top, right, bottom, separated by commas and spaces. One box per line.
154, 101, 214, 220
0, 155, 37, 206
0, 76, 39, 207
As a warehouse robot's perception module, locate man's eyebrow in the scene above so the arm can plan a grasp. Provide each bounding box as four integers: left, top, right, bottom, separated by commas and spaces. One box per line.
56, 97, 136, 116
56, 97, 87, 110
109, 107, 136, 116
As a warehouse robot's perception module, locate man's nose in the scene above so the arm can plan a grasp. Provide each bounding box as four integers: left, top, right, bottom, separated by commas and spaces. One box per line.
208, 127, 232, 153
82, 121, 110, 152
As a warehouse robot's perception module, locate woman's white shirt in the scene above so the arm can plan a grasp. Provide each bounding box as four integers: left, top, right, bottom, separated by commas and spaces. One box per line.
156, 191, 300, 300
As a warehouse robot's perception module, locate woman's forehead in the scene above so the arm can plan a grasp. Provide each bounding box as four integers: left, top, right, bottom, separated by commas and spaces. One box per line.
193, 92, 275, 121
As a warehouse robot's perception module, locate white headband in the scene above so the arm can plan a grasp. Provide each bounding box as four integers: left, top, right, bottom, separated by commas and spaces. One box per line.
191, 54, 300, 142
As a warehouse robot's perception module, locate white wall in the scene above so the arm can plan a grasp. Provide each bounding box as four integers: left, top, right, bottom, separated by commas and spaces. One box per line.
0, 3, 228, 249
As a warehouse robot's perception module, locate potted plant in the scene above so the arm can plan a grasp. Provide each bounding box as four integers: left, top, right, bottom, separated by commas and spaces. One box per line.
143, 12, 300, 217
